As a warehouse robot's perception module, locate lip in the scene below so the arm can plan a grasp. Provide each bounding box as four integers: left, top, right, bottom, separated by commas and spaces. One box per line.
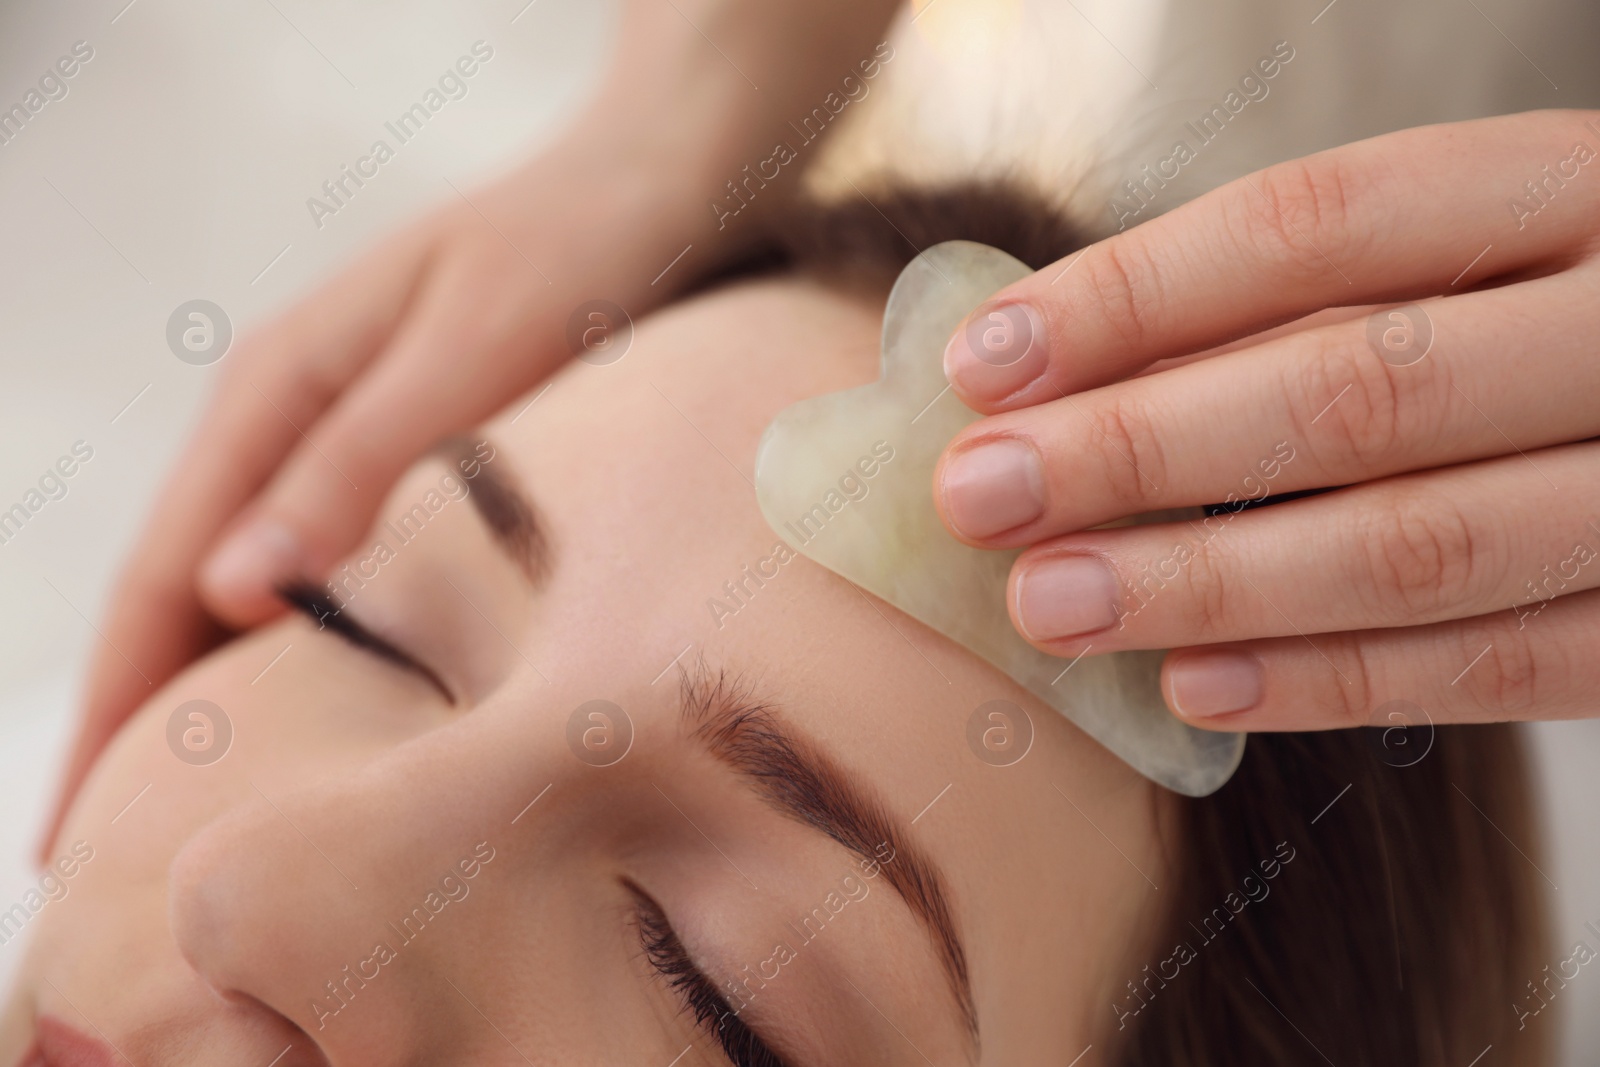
30, 1016, 123, 1067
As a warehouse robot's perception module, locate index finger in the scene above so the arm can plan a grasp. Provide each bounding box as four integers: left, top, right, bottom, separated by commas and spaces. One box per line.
943, 110, 1600, 411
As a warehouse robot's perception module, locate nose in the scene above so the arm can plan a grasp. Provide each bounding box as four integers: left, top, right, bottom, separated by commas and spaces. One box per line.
169, 787, 417, 1063
168, 726, 534, 1066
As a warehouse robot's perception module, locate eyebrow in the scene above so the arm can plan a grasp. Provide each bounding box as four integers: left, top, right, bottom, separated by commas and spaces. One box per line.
431, 436, 548, 582
679, 665, 979, 1044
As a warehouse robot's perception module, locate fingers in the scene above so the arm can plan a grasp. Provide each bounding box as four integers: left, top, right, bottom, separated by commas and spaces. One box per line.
1000, 442, 1598, 655
1160, 583, 1600, 730
943, 110, 1600, 411
201, 226, 436, 509
36, 229, 433, 858
198, 246, 560, 624
136, 228, 433, 624
935, 266, 1600, 545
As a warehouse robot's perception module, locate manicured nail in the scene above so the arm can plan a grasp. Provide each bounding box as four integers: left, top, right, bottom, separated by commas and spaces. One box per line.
944, 301, 1049, 402
1167, 651, 1264, 719
940, 439, 1046, 539
202, 518, 302, 603
1014, 555, 1120, 640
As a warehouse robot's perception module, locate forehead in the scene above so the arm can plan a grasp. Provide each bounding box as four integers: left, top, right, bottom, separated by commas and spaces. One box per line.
463, 278, 1169, 1053
476, 277, 999, 784
485, 278, 887, 653
474, 275, 1148, 774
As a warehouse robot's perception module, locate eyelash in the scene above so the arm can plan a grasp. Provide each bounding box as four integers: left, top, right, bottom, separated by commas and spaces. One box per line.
628, 884, 788, 1067
276, 581, 455, 702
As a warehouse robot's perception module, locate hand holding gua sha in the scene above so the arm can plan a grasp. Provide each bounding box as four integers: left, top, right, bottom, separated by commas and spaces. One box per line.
755, 241, 1245, 797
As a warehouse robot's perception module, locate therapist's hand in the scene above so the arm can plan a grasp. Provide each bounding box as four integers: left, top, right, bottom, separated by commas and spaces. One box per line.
936, 110, 1600, 733
47, 139, 691, 863
46, 0, 902, 858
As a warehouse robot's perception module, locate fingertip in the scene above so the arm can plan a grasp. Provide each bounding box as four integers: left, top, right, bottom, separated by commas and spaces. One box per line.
935, 435, 1047, 544
1010, 551, 1121, 644
944, 300, 1051, 410
198, 516, 303, 626
1162, 648, 1264, 728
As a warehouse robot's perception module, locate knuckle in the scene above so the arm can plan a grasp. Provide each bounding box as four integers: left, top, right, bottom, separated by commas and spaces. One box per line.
1175, 527, 1235, 637
1456, 622, 1554, 718
1079, 239, 1161, 352
1233, 156, 1364, 281
223, 332, 345, 423
1356, 489, 1481, 620
284, 355, 350, 419
1295, 330, 1407, 467
1326, 634, 1379, 729
313, 421, 388, 488
1087, 396, 1169, 512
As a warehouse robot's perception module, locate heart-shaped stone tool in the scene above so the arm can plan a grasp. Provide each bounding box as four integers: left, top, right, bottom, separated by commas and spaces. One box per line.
755, 240, 1245, 796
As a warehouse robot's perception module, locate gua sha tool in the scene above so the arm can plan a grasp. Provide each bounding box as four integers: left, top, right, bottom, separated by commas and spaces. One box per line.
754, 241, 1245, 796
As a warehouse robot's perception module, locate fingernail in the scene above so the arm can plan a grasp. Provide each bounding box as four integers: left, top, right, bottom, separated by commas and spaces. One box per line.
1015, 555, 1120, 640
940, 439, 1046, 539
944, 301, 1049, 402
1167, 651, 1264, 719
202, 518, 302, 602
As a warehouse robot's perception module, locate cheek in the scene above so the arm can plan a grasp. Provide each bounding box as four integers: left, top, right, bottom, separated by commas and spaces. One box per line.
52, 623, 446, 875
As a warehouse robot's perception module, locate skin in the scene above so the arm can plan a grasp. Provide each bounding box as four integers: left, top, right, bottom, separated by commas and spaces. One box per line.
3, 277, 1173, 1067
45, 0, 904, 860
936, 110, 1600, 733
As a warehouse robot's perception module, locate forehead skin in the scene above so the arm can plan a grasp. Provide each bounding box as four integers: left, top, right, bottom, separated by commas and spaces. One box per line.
488, 276, 1176, 1062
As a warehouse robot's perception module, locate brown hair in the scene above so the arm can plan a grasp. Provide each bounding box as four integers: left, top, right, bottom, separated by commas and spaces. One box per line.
718, 182, 1553, 1066
1133, 725, 1549, 1066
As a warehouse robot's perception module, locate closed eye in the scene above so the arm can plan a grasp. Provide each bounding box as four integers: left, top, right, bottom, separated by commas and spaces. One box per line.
276, 580, 456, 703
627, 881, 789, 1067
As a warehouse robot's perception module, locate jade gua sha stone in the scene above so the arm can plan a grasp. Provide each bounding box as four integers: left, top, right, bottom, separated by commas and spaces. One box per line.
754, 240, 1245, 797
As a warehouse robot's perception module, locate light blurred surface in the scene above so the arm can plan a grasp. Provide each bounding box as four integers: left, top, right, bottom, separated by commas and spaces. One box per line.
1, 0, 1597, 1060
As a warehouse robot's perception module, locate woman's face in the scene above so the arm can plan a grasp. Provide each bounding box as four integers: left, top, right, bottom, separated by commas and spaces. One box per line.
2, 277, 1174, 1067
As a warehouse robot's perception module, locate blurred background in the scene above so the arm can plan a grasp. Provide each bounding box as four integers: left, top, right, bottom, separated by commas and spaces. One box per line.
0, 0, 1596, 1059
